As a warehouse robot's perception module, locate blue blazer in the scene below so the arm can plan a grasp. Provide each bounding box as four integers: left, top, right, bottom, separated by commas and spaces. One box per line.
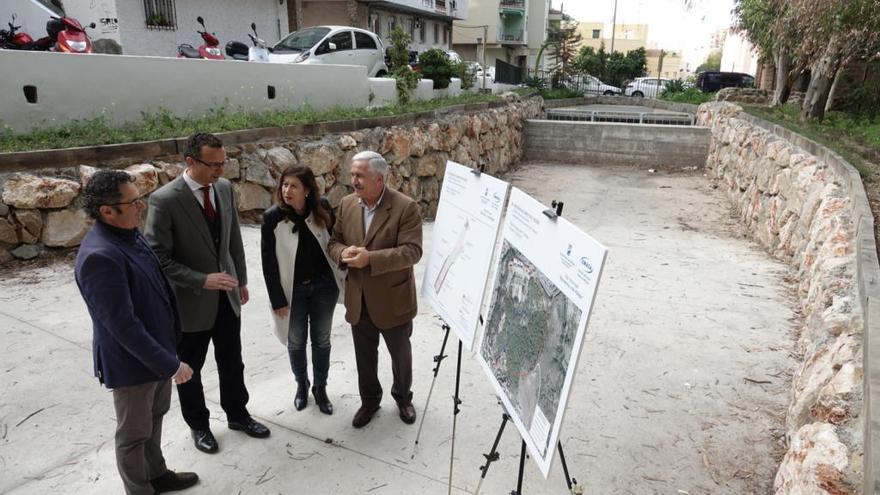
75, 221, 181, 389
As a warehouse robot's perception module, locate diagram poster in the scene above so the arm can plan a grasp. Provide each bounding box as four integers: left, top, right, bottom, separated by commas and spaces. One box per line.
476, 187, 608, 478
420, 161, 509, 351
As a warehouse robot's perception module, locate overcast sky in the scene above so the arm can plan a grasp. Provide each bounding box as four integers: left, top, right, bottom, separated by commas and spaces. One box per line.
553, 0, 736, 68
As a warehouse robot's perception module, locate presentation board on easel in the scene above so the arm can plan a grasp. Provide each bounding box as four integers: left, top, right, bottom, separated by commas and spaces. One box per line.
476, 187, 608, 479
420, 160, 510, 351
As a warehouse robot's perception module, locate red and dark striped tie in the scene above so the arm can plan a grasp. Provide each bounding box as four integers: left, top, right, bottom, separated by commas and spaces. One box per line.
201, 186, 216, 221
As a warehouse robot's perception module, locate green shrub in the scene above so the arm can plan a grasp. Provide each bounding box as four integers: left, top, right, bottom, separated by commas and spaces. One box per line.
387, 26, 411, 71
539, 87, 583, 100
524, 76, 545, 90
419, 48, 455, 89
661, 79, 686, 96
659, 87, 713, 105
452, 61, 477, 90
392, 66, 422, 105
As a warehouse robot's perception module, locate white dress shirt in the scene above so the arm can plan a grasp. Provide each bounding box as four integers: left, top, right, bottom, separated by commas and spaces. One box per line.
182, 170, 215, 211
359, 186, 386, 235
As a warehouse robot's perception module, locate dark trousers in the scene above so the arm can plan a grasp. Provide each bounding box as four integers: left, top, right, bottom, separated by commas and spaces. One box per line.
351, 302, 413, 408
112, 379, 171, 495
288, 276, 339, 387
177, 296, 250, 430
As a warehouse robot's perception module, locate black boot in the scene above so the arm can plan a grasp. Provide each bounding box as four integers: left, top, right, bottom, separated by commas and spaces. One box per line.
312, 385, 333, 415
294, 379, 310, 411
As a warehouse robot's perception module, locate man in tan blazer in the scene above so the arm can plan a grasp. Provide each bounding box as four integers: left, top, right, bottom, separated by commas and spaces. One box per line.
328, 150, 423, 428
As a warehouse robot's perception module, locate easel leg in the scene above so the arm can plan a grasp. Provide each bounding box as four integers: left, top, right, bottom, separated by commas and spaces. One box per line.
412, 323, 450, 457
473, 413, 510, 495
447, 340, 463, 495
511, 440, 526, 495
557, 441, 574, 491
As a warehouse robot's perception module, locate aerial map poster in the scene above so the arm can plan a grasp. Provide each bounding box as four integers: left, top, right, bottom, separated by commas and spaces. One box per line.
476, 187, 608, 478
420, 161, 510, 351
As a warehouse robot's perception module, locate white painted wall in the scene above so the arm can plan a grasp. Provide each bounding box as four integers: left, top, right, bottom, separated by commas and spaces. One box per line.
0, 50, 369, 133
62, 0, 121, 47
115, 0, 287, 57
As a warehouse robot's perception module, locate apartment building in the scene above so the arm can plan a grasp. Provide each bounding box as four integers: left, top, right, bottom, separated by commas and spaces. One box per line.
290, 0, 468, 52
578, 22, 684, 79
451, 0, 551, 72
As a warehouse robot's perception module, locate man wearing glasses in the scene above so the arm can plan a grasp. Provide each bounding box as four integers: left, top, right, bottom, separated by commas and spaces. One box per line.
76, 170, 199, 494
146, 133, 270, 456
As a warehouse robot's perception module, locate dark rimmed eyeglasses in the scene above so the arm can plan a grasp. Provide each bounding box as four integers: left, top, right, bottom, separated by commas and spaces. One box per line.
104, 196, 145, 207
192, 157, 227, 169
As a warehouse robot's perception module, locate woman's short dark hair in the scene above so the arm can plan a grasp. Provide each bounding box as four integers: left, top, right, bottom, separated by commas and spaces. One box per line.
274, 165, 331, 228
184, 132, 223, 160
82, 170, 134, 220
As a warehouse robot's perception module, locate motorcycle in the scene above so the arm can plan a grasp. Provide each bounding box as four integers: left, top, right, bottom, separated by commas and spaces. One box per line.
0, 14, 37, 50
177, 16, 223, 59
225, 22, 270, 62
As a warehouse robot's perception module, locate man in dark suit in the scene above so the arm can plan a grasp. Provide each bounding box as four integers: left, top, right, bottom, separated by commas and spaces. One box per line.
328, 150, 423, 428
75, 170, 199, 495
145, 133, 269, 454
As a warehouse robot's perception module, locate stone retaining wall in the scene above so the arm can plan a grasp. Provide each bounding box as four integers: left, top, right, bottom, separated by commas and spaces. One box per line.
0, 95, 543, 264
697, 101, 877, 493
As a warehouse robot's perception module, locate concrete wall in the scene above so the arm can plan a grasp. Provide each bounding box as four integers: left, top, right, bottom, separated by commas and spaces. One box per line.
522, 120, 710, 168
0, 50, 369, 133
115, 0, 287, 56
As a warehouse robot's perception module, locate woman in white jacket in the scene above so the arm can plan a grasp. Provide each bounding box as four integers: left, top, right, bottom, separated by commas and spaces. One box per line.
261, 165, 345, 414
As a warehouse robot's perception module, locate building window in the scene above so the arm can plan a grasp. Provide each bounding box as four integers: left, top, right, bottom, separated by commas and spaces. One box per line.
443, 25, 448, 45
433, 23, 439, 43
419, 20, 426, 43
144, 0, 176, 30
409, 17, 416, 37
592, 29, 600, 39
371, 14, 381, 37
388, 16, 397, 34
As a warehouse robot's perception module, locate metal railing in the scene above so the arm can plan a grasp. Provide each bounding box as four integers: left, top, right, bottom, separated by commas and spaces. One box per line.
143, 0, 177, 30
500, 0, 526, 9
545, 108, 694, 126
497, 29, 524, 43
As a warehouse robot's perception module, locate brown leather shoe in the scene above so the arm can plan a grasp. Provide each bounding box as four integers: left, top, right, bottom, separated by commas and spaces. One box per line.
352, 405, 380, 428
398, 403, 416, 424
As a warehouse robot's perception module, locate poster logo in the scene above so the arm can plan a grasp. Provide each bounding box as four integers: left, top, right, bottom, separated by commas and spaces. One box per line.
579, 257, 593, 274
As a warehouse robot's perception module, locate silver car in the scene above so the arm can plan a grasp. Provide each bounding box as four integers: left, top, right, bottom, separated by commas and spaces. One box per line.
269, 26, 389, 77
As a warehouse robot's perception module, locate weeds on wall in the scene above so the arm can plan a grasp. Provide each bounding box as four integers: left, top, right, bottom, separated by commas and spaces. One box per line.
0, 93, 504, 152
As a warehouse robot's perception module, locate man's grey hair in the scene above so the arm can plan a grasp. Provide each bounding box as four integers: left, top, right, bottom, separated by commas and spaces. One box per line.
351, 150, 388, 179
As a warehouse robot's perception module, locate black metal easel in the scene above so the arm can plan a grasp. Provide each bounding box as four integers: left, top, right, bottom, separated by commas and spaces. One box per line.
472, 198, 583, 495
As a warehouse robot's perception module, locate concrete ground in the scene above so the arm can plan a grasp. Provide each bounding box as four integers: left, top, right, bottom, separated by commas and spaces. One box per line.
0, 163, 796, 494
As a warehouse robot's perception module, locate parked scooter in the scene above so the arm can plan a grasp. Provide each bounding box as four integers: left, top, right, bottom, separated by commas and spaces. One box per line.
42, 14, 96, 53
225, 22, 269, 61
177, 16, 223, 59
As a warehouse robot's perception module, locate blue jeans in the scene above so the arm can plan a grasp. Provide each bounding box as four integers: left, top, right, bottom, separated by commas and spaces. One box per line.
287, 276, 338, 388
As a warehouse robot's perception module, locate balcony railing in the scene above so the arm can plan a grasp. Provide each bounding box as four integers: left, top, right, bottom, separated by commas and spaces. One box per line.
497, 28, 524, 43
500, 0, 526, 9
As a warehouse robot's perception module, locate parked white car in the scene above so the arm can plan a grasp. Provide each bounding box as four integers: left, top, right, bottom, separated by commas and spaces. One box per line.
624, 77, 671, 98
580, 75, 621, 95
269, 26, 388, 76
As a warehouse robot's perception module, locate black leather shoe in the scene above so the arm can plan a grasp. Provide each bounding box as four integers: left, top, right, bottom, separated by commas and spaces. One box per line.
398, 403, 416, 424
294, 380, 310, 411
228, 417, 271, 438
151, 470, 199, 493
312, 386, 333, 415
352, 405, 380, 428
190, 429, 218, 454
